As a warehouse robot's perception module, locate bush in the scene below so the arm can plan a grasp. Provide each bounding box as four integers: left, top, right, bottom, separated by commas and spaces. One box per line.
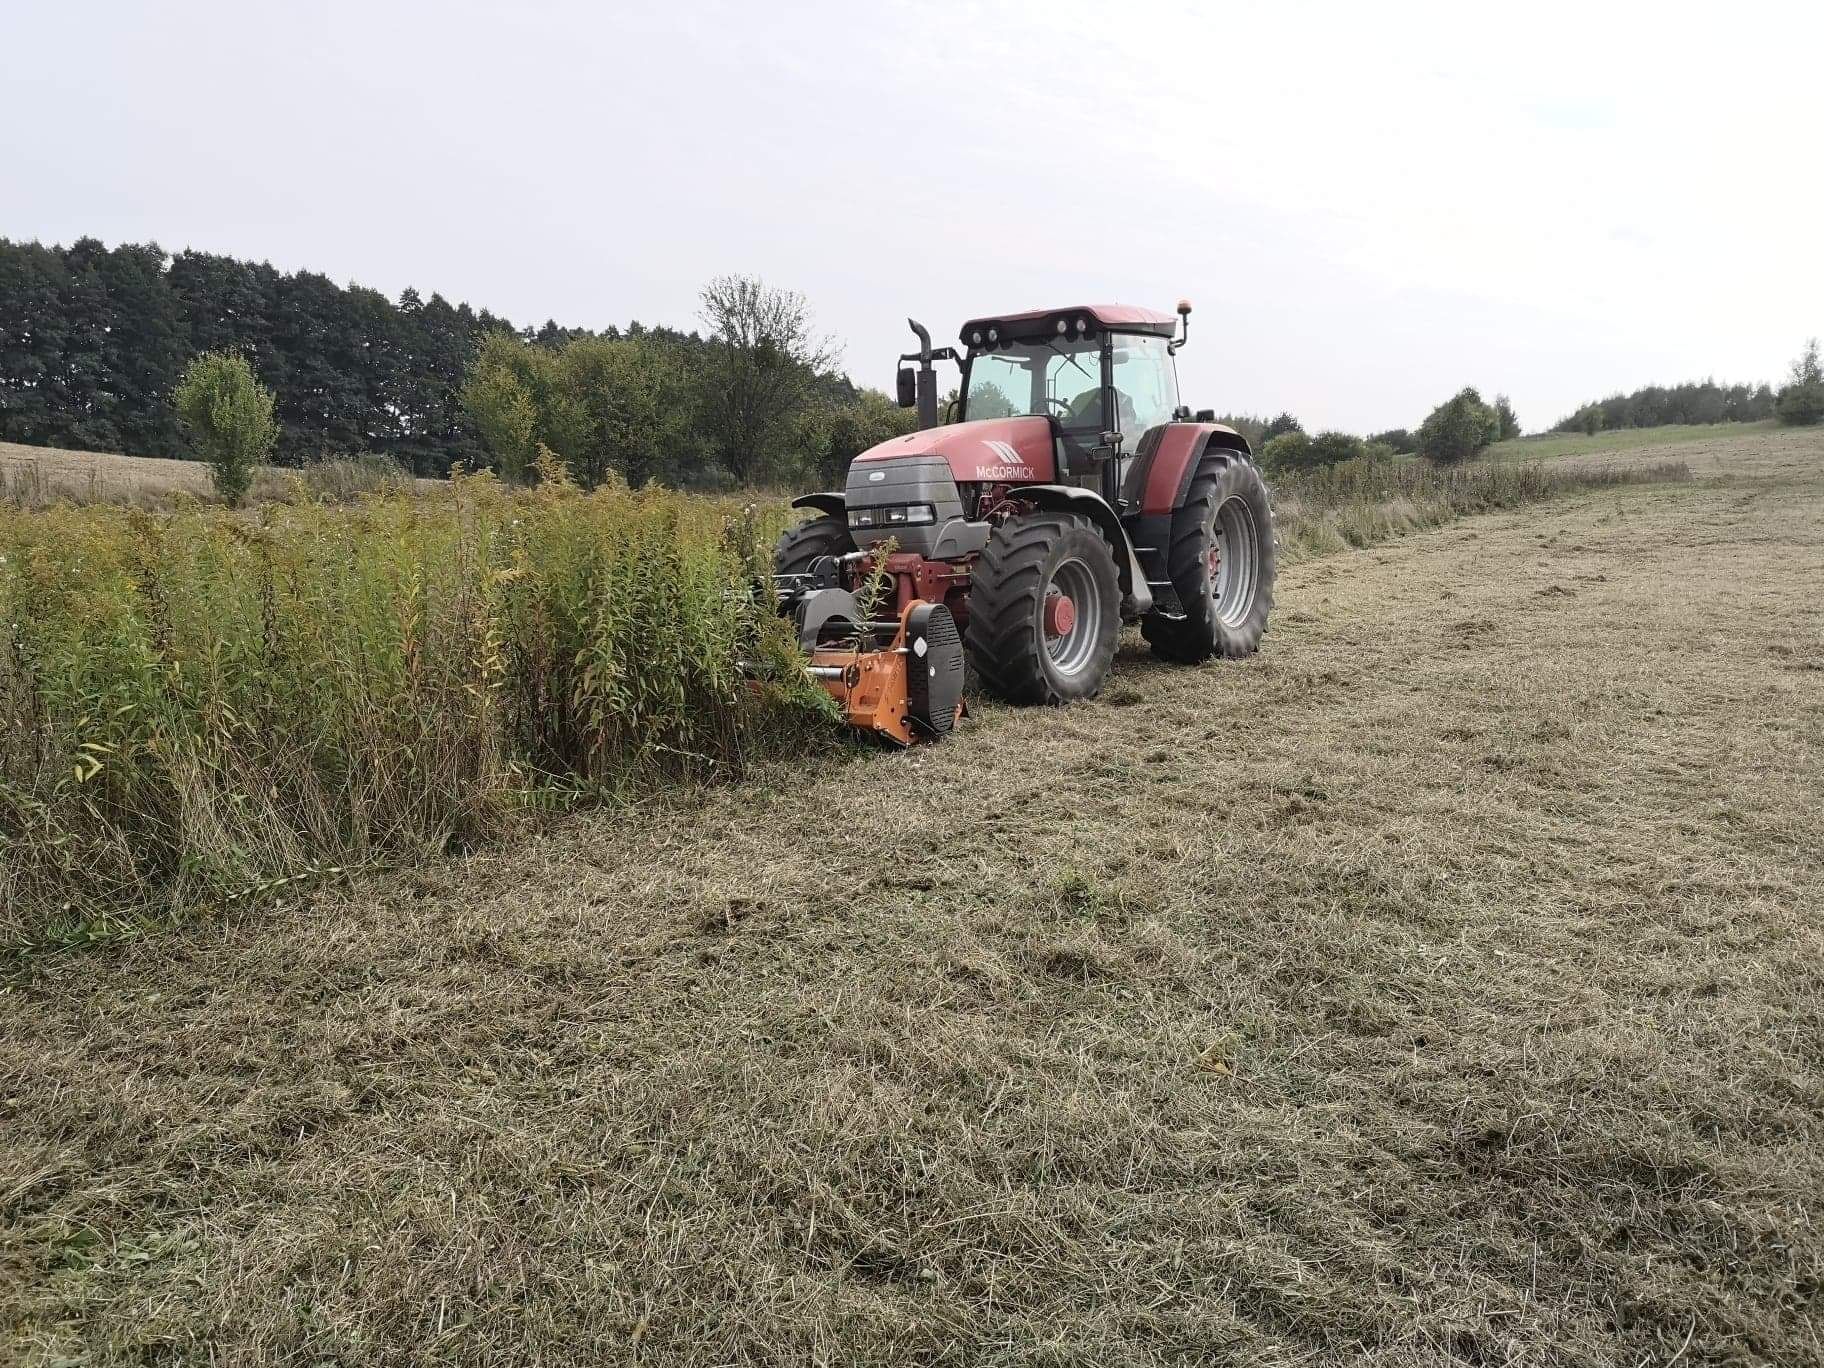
1417, 387, 1500, 463
1369, 428, 1416, 453
171, 351, 278, 505
823, 388, 917, 484
0, 479, 831, 946
1258, 430, 1314, 474
1776, 338, 1824, 427
1308, 431, 1364, 467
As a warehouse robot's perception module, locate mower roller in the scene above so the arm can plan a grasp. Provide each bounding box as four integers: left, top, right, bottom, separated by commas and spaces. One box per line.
775, 301, 1276, 744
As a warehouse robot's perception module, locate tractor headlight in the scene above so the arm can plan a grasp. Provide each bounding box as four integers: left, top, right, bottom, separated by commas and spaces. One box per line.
856, 503, 935, 528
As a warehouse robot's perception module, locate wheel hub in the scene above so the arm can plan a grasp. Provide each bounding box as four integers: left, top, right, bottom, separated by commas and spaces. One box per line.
1044, 591, 1076, 639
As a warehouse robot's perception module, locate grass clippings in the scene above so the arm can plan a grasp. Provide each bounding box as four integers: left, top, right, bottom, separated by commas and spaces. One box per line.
1, 428, 1820, 1364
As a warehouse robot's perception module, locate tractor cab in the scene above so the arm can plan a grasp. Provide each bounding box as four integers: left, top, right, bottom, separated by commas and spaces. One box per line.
952, 305, 1185, 506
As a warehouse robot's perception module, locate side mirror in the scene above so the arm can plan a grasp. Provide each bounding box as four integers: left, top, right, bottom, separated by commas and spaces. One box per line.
895, 368, 917, 408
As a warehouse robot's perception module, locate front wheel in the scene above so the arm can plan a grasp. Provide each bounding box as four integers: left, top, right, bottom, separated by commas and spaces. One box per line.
773, 513, 854, 578
966, 513, 1121, 704
1142, 454, 1275, 662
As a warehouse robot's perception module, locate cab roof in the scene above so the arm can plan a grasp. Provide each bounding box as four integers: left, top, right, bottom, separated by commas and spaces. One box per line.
958, 304, 1178, 345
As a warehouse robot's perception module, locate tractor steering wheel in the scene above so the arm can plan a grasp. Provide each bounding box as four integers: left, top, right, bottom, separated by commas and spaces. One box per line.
1045, 396, 1076, 420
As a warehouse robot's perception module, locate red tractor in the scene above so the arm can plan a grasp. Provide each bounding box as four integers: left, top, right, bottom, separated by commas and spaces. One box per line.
774, 301, 1275, 743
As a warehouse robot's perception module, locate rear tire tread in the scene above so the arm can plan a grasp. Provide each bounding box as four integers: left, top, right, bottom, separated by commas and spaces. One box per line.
1142, 453, 1276, 663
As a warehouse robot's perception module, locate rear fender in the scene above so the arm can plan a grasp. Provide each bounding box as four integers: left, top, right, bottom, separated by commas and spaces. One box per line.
1020, 484, 1153, 617
1136, 423, 1251, 514
790, 491, 846, 518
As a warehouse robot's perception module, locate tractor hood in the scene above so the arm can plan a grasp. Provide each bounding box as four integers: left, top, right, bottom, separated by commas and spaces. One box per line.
853, 416, 1057, 483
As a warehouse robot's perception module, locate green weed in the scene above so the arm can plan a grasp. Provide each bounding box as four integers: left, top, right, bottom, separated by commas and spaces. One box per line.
0, 475, 827, 950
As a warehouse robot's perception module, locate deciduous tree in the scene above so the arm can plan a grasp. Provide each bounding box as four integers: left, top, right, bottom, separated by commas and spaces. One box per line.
172, 350, 278, 505
695, 275, 837, 484
1776, 338, 1824, 427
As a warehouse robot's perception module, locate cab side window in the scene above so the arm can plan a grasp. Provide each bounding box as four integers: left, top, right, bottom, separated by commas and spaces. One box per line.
1111, 334, 1178, 437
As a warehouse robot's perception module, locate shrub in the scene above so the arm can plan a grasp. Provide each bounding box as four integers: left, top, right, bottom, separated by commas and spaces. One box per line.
1258, 431, 1314, 474
1776, 339, 1824, 427
1308, 431, 1364, 467
1369, 428, 1416, 453
823, 388, 917, 484
171, 351, 278, 506
1417, 387, 1500, 463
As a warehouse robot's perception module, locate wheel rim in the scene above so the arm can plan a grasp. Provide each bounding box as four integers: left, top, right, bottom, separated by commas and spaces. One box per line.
1044, 555, 1104, 677
1212, 496, 1260, 629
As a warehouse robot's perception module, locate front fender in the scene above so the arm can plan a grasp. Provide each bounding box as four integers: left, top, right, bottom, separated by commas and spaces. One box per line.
790, 491, 846, 518
1020, 484, 1153, 617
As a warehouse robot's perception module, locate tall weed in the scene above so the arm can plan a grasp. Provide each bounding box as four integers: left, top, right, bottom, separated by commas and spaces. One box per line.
0, 475, 825, 949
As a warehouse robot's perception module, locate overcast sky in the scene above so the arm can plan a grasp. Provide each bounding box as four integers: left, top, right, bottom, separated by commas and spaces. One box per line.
5, 1, 1821, 433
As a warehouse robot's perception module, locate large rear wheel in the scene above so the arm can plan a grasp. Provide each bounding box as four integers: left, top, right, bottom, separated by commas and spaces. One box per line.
1142, 454, 1275, 662
966, 513, 1120, 704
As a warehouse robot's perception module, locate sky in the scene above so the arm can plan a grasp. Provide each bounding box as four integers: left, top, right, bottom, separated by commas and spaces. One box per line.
4, 0, 1821, 434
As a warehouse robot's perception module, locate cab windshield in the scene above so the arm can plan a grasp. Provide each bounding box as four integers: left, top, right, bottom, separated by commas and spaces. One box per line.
962, 333, 1178, 438
963, 338, 1102, 429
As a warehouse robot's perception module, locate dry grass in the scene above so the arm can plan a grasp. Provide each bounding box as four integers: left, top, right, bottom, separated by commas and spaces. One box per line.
0, 441, 431, 509
2, 429, 1820, 1364
1270, 455, 1692, 562
0, 441, 225, 508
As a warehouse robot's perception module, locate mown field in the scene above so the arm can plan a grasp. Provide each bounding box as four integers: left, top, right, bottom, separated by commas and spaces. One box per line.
2, 426, 1820, 1364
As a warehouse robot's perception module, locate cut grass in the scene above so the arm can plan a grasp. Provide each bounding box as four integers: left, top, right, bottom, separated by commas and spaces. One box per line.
1, 428, 1818, 1363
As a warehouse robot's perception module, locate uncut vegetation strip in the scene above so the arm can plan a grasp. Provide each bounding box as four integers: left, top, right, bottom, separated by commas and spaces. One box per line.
0, 474, 828, 950
1269, 453, 1690, 561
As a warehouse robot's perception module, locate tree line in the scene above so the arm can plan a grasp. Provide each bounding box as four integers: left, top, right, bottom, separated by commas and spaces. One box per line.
1217, 388, 1521, 473
1551, 341, 1823, 433
0, 238, 909, 484
1551, 378, 1777, 435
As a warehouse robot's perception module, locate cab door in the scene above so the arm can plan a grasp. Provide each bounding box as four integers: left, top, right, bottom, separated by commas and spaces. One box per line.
1109, 333, 1182, 496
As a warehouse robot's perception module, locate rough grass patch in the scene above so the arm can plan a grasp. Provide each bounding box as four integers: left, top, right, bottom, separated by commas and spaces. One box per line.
0, 475, 828, 951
